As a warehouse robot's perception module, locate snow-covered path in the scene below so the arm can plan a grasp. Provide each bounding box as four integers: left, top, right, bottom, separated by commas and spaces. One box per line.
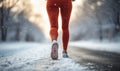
0, 42, 87, 71
69, 41, 120, 54
1, 41, 120, 71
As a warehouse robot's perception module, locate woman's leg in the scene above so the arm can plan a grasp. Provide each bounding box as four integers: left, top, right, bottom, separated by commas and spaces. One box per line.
60, 2, 72, 52
46, 2, 59, 60
46, 2, 59, 41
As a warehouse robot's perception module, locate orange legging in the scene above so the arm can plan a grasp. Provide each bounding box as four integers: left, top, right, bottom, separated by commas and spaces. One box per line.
46, 0, 72, 51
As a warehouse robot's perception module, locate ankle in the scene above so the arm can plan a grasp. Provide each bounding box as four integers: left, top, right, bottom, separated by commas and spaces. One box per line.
52, 40, 57, 43
52, 40, 57, 42
63, 50, 67, 53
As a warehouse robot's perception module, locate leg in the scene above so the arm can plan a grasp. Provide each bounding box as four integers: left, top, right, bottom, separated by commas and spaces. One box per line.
60, 2, 72, 52
46, 2, 59, 60
46, 2, 59, 41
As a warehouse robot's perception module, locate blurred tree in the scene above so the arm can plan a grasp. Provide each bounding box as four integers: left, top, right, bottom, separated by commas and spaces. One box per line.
70, 0, 120, 41
0, 0, 19, 41
115, 0, 120, 33
0, 0, 6, 41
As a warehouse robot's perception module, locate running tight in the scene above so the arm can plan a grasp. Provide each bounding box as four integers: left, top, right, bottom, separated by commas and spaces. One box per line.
46, 0, 72, 52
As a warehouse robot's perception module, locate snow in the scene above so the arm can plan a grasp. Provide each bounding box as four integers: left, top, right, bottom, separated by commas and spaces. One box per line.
0, 42, 87, 71
69, 41, 120, 54
1, 41, 120, 71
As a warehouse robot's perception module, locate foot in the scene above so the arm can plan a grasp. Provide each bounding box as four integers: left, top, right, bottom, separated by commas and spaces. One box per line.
63, 52, 69, 58
51, 40, 58, 60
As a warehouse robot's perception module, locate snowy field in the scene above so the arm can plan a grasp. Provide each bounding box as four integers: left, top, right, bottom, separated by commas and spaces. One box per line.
0, 41, 120, 71
0, 42, 87, 71
69, 41, 120, 54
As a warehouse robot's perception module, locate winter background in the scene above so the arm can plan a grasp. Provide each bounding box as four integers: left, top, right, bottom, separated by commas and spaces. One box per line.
0, 0, 120, 71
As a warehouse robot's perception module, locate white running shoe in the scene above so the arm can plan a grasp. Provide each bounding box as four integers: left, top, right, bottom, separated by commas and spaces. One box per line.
51, 40, 58, 60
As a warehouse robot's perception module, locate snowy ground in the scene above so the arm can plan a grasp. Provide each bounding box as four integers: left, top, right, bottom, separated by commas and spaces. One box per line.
69, 41, 120, 54
0, 41, 120, 71
0, 42, 87, 71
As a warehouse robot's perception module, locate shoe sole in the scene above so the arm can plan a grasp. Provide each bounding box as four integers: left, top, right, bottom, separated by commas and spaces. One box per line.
51, 43, 58, 60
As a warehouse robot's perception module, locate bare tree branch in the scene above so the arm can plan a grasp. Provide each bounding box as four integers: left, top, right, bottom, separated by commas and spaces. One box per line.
9, 0, 20, 10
